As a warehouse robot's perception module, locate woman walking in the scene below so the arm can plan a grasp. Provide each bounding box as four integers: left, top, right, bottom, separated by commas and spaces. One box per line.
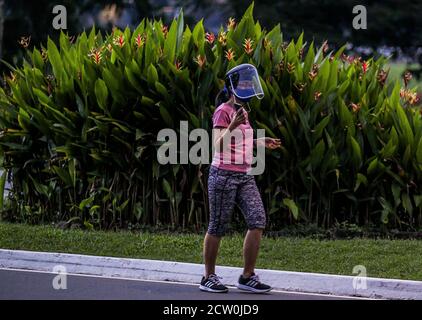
200, 64, 281, 293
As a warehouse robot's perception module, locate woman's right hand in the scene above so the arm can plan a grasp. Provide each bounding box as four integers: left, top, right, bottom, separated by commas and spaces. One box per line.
228, 107, 246, 131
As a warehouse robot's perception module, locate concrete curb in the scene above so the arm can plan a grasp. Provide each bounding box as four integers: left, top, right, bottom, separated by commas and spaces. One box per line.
1, 249, 421, 299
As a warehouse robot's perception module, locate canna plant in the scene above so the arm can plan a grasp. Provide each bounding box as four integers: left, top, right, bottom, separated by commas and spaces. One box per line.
0, 3, 421, 230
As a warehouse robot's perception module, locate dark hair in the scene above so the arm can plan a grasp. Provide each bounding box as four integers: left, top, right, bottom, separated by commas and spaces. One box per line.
215, 78, 233, 106
215, 88, 231, 107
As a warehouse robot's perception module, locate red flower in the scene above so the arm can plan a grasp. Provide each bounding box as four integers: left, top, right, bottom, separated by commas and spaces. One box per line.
362, 61, 370, 74
314, 91, 322, 101
113, 34, 125, 48
218, 31, 227, 46
403, 71, 412, 87
205, 32, 215, 45
161, 25, 169, 38
175, 60, 182, 71
18, 36, 31, 48
350, 103, 361, 113
225, 48, 235, 61
243, 38, 254, 55
88, 48, 103, 65
227, 17, 236, 30
135, 34, 146, 48
194, 55, 206, 68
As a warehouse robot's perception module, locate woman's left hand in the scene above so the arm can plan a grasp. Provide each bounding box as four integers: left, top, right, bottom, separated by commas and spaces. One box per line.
256, 137, 282, 149
265, 137, 282, 149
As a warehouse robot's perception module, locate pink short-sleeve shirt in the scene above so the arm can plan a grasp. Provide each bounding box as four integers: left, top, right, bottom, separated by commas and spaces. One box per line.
211, 103, 254, 173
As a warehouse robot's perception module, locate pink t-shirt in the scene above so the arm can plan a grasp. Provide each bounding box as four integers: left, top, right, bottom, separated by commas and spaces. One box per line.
211, 103, 254, 173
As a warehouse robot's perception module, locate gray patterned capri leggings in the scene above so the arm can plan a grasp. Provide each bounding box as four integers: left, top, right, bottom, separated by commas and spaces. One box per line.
207, 165, 267, 236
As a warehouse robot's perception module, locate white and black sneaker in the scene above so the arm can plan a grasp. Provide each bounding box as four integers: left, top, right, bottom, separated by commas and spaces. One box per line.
199, 274, 229, 293
237, 273, 272, 293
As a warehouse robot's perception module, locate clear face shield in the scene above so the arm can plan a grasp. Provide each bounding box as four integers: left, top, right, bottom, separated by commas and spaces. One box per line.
226, 64, 264, 103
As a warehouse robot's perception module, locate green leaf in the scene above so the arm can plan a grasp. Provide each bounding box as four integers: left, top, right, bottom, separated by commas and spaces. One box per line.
95, 79, 109, 112
367, 158, 379, 175
354, 173, 368, 192
414, 195, 422, 208
69, 158, 76, 188
147, 64, 159, 87
162, 178, 173, 199
283, 198, 299, 220
0, 170, 7, 210
401, 193, 413, 216
158, 102, 174, 127
313, 115, 331, 142
310, 139, 325, 168
192, 19, 205, 53
391, 183, 401, 207
379, 197, 393, 224
79, 196, 95, 210
47, 37, 65, 80
175, 10, 184, 55
163, 19, 177, 63
348, 134, 362, 168
416, 137, 422, 166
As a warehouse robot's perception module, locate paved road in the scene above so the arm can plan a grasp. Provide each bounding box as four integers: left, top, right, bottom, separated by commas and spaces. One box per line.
0, 268, 361, 300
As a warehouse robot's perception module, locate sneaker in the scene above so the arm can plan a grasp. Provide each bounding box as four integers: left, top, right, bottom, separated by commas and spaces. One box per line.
237, 273, 272, 293
199, 274, 229, 293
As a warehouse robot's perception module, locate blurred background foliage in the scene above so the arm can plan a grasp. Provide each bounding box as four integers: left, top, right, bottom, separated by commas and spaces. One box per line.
1, 0, 420, 91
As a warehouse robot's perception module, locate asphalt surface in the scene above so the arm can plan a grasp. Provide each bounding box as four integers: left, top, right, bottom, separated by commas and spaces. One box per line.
0, 268, 359, 300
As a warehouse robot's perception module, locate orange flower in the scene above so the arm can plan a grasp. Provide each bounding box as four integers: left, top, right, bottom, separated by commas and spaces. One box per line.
308, 71, 317, 81
225, 48, 235, 61
409, 94, 420, 105
135, 34, 146, 48
314, 91, 322, 101
263, 37, 272, 49
403, 71, 412, 87
194, 54, 206, 68
218, 31, 227, 46
41, 48, 48, 61
227, 17, 236, 30
400, 88, 419, 105
158, 47, 164, 59
7, 71, 17, 83
205, 32, 215, 45
113, 34, 125, 47
287, 63, 295, 74
400, 88, 407, 99
161, 25, 169, 38
350, 103, 361, 113
88, 48, 103, 65
175, 60, 182, 71
299, 48, 304, 60
321, 40, 329, 54
277, 61, 284, 73
18, 36, 31, 48
243, 38, 254, 55
377, 69, 389, 86
362, 61, 370, 74
294, 82, 306, 93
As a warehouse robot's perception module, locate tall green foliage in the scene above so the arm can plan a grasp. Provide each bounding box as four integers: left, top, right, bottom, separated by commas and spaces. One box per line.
0, 3, 421, 230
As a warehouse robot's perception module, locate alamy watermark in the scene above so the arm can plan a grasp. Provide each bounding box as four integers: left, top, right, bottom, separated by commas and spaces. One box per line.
52, 5, 67, 30
52, 265, 67, 290
353, 5, 367, 30
157, 121, 266, 175
352, 265, 367, 290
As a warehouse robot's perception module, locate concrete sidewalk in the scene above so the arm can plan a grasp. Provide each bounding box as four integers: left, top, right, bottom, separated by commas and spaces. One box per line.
1, 249, 421, 299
